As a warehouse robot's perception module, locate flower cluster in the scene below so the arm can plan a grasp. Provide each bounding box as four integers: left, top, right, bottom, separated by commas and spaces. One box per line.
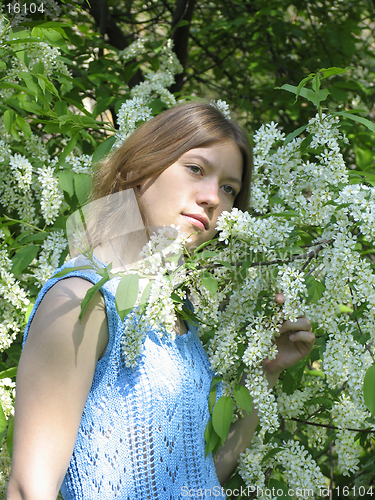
116, 39, 183, 143
210, 99, 231, 120
0, 443, 12, 499
4, 0, 61, 27
0, 377, 15, 417
0, 245, 30, 350
67, 153, 93, 175
35, 165, 64, 225
331, 395, 371, 475
32, 231, 67, 287
238, 435, 279, 491
121, 227, 189, 365
275, 441, 326, 498
122, 306, 149, 368
0, 28, 70, 99
0, 23, 68, 356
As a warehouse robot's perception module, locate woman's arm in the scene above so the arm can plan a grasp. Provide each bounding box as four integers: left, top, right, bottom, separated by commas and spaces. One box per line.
7, 278, 108, 500
214, 315, 315, 484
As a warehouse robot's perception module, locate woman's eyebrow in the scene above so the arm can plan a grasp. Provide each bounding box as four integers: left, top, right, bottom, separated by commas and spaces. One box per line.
227, 176, 243, 188
184, 154, 242, 186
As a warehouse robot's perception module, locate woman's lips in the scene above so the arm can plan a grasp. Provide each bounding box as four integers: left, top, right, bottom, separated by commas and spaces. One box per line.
181, 214, 208, 230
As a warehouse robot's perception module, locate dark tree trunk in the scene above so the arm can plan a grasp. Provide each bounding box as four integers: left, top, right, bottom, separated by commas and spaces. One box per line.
170, 0, 197, 93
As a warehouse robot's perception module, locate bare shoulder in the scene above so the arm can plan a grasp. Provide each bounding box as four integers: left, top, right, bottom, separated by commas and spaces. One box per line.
35, 276, 104, 309
26, 276, 108, 361
10, 277, 109, 498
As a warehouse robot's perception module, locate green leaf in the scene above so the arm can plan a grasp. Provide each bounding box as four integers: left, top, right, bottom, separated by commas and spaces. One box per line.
139, 281, 152, 306
3, 109, 15, 133
0, 404, 7, 443
283, 125, 308, 145
57, 133, 79, 166
7, 416, 14, 458
278, 84, 330, 108
73, 173, 92, 204
0, 367, 17, 379
179, 306, 199, 326
25, 302, 34, 323
171, 292, 184, 304
15, 115, 31, 139
175, 19, 190, 28
32, 61, 45, 74
295, 74, 314, 101
233, 384, 252, 416
79, 276, 108, 320
363, 365, 375, 415
53, 265, 95, 278
11, 231, 47, 247
261, 446, 283, 463
212, 395, 233, 443
209, 385, 217, 413
305, 276, 325, 304
320, 66, 349, 79
58, 170, 75, 197
11, 245, 39, 275
311, 73, 321, 92
201, 271, 218, 294
200, 250, 220, 259
282, 370, 295, 395
0, 82, 34, 97
306, 397, 333, 407
115, 273, 140, 321
200, 328, 215, 344
204, 419, 220, 457
92, 136, 116, 165
217, 260, 232, 269
210, 376, 223, 389
268, 479, 293, 499
282, 359, 307, 394
18, 72, 39, 95
335, 111, 375, 133
37, 76, 46, 93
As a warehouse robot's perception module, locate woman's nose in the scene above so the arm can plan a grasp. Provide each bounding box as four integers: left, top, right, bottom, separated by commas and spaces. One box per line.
196, 179, 220, 209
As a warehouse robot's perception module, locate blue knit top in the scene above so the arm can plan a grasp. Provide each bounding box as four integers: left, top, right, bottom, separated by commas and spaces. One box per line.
23, 257, 223, 499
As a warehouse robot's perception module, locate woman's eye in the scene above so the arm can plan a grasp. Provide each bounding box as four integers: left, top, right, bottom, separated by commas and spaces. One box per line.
187, 165, 202, 175
222, 185, 237, 197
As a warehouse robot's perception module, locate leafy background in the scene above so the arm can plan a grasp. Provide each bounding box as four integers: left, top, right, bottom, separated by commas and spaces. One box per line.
1, 0, 375, 497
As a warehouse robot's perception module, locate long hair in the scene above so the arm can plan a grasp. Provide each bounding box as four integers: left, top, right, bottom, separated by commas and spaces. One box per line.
92, 101, 253, 210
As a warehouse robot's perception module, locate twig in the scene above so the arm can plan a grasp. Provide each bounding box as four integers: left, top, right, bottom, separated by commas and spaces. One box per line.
250, 239, 334, 268
349, 283, 375, 362
290, 417, 375, 433
290, 409, 321, 438
300, 238, 333, 248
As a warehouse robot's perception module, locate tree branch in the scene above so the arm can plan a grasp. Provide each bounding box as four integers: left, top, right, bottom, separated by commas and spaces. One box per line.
169, 0, 197, 93
290, 417, 375, 433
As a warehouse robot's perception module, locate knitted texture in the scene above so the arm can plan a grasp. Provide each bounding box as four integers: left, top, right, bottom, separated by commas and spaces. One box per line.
23, 257, 222, 499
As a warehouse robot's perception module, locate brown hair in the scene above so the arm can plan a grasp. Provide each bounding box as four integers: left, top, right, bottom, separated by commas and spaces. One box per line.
92, 101, 253, 210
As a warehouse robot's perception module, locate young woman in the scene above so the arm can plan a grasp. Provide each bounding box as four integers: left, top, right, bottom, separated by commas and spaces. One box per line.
7, 102, 314, 499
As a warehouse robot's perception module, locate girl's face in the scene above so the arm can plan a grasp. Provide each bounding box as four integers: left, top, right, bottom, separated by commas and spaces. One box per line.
137, 140, 243, 250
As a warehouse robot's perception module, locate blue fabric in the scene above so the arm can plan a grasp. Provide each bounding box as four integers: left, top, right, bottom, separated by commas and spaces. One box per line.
23, 257, 223, 499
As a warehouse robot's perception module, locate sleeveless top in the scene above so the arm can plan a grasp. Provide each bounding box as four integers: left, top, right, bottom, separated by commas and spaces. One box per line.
23, 257, 223, 499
